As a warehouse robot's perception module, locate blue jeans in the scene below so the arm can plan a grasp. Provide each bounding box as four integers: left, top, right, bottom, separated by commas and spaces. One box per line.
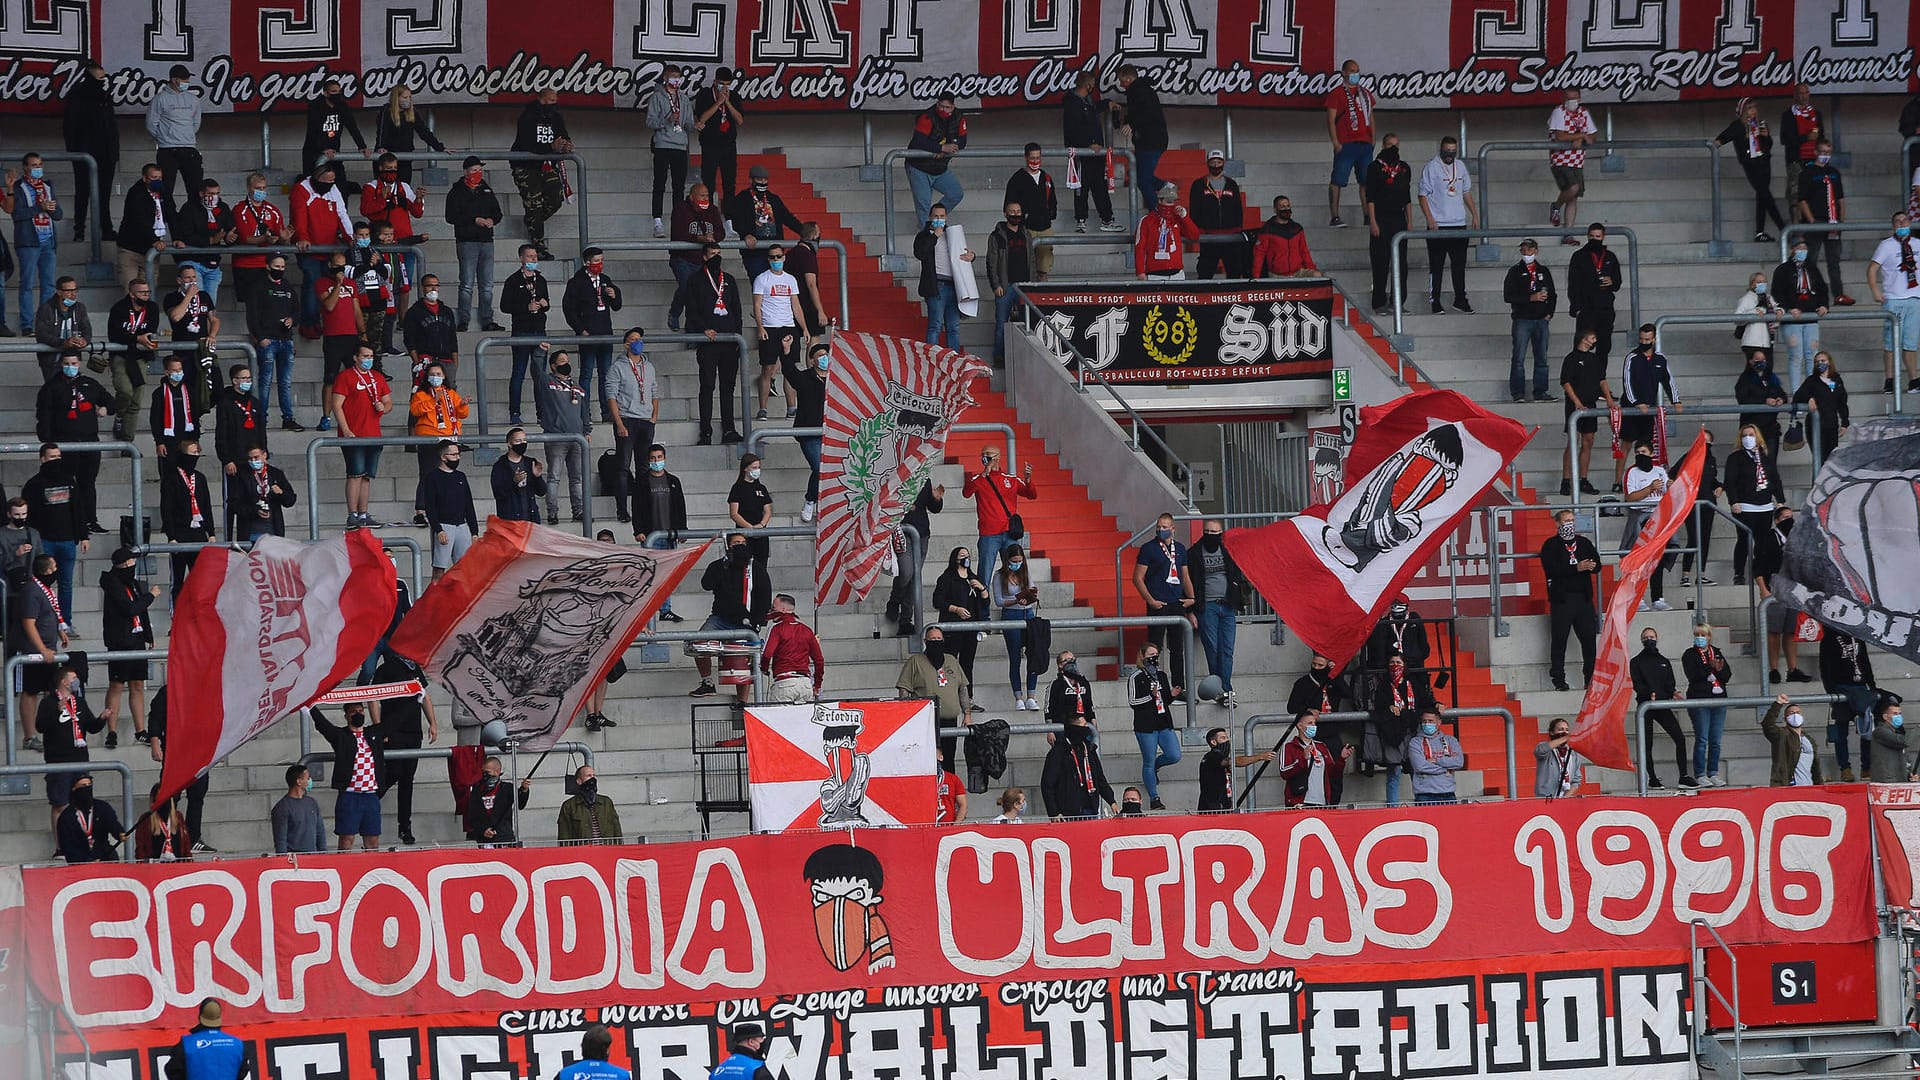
1385, 764, 1403, 806
456, 241, 495, 326
18, 243, 56, 328
1000, 605, 1036, 695
977, 531, 1014, 579
43, 538, 76, 628
179, 261, 224, 305
1134, 149, 1165, 209
255, 337, 297, 419
907, 168, 964, 224
1414, 792, 1456, 805
798, 435, 822, 501
993, 286, 1016, 360
649, 535, 676, 614
1779, 321, 1818, 389
1510, 318, 1550, 397
1135, 728, 1182, 801
577, 344, 613, 426
510, 344, 540, 421
667, 258, 697, 322
298, 255, 327, 329
1690, 706, 1728, 779
926, 279, 961, 348
1197, 600, 1237, 693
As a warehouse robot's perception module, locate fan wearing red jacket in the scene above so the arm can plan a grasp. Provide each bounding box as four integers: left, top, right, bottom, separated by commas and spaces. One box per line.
1278, 710, 1351, 807
360, 153, 426, 241
1252, 196, 1320, 278
1134, 183, 1200, 279
289, 161, 354, 336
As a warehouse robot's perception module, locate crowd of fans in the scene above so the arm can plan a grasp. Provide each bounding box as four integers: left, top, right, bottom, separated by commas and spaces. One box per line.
5, 59, 1920, 861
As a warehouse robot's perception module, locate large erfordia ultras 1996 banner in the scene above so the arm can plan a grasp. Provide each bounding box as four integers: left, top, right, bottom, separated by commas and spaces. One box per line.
1, 0, 1916, 115
23, 789, 1877, 1077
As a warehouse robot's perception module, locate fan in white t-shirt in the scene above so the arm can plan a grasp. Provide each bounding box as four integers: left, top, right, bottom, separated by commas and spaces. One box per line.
1621, 441, 1674, 611
751, 242, 814, 422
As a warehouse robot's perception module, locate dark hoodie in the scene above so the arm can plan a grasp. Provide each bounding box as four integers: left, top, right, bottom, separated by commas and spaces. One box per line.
932, 546, 988, 623
1040, 723, 1113, 818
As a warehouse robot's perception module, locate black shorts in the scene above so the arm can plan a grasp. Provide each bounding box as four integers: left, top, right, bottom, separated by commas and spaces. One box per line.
107, 659, 151, 683
1617, 414, 1655, 445
1565, 405, 1599, 435
15, 659, 55, 695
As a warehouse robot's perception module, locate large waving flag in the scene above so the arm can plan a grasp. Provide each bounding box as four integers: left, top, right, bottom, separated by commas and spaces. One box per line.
390, 518, 709, 749
1227, 390, 1531, 667
1573, 430, 1708, 771
1775, 416, 1920, 663
816, 333, 987, 605
158, 532, 396, 807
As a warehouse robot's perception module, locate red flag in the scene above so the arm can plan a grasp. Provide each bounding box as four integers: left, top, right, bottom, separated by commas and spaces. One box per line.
158, 532, 396, 808
1226, 390, 1530, 667
390, 518, 708, 749
816, 333, 987, 606
1572, 430, 1708, 770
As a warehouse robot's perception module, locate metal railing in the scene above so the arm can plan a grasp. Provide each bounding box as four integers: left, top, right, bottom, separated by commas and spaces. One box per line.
745, 422, 1017, 469
1652, 309, 1908, 414
1691, 918, 1743, 1077
142, 242, 426, 297
1390, 226, 1642, 346
1111, 512, 1288, 662
1008, 284, 1198, 505
4, 649, 168, 767
1240, 706, 1519, 808
1777, 221, 1900, 266
300, 741, 594, 785
380, 149, 593, 250
33, 151, 107, 269
0, 761, 137, 860
1475, 139, 1726, 253
931, 614, 1201, 729
566, 239, 853, 331
878, 147, 1139, 267
135, 536, 426, 596
470, 332, 754, 437
0, 437, 144, 565
1566, 404, 1815, 516
1481, 499, 1758, 651
1636, 693, 1838, 796
302, 432, 593, 538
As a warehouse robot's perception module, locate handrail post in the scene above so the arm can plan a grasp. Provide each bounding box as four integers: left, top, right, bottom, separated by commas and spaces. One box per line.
1707, 146, 1730, 257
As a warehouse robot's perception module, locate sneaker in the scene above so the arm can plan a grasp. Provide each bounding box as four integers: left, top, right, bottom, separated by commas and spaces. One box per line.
755, 407, 769, 421
1074, 220, 1087, 234
1025, 696, 1040, 710
721, 430, 744, 444
509, 413, 524, 426
659, 610, 684, 623
1887, 378, 1898, 395
1698, 574, 1717, 586
1218, 690, 1236, 706
1733, 574, 1745, 585
1580, 480, 1599, 495
87, 521, 108, 534
585, 714, 604, 732
801, 500, 817, 523
1649, 776, 1665, 789
1841, 767, 1856, 782
1561, 235, 1580, 246
1015, 696, 1029, 711
1549, 203, 1563, 226
598, 714, 618, 728
695, 433, 712, 446
1679, 573, 1692, 586
667, 314, 681, 332
1150, 797, 1166, 811
1452, 297, 1474, 313
22, 736, 41, 751
192, 841, 217, 854
547, 510, 560, 525
1430, 300, 1445, 314
1637, 599, 1651, 612
1755, 232, 1774, 243
786, 406, 798, 419
1560, 480, 1572, 496
690, 680, 717, 697
282, 418, 306, 432
1551, 678, 1571, 692
400, 829, 417, 845
1330, 216, 1347, 228
1533, 391, 1555, 402
1835, 295, 1856, 306
969, 702, 985, 713
105, 731, 118, 749
135, 730, 152, 745
1652, 598, 1673, 611
1511, 394, 1527, 404
1769, 669, 1782, 683
412, 510, 428, 527
1786, 668, 1813, 683
653, 218, 666, 238
572, 510, 584, 523
617, 509, 631, 523
1909, 378, 1920, 393
1099, 220, 1126, 233
317, 415, 334, 431
481, 321, 506, 332
1679, 775, 1700, 788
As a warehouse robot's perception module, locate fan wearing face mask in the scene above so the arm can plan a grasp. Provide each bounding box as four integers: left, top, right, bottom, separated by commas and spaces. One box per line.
558, 764, 623, 844
645, 66, 697, 237
1762, 693, 1826, 787
1183, 523, 1248, 705
1870, 698, 1915, 784
1794, 137, 1853, 307
1545, 89, 1593, 237
158, 435, 212, 598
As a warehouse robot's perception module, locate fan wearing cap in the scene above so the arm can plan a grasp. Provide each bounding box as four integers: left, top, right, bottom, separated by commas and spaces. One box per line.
145, 63, 204, 200
695, 68, 746, 202
1003, 143, 1058, 279
1188, 149, 1250, 279
711, 1022, 775, 1080
1134, 183, 1199, 280
1762, 693, 1826, 787
444, 156, 504, 332
727, 164, 804, 283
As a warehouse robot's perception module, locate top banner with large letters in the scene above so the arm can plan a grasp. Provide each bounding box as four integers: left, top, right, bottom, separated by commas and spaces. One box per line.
1, 1, 1914, 117
24, 788, 1875, 1033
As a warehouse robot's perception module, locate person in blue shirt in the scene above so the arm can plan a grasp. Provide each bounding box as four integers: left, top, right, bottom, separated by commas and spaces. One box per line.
710, 1022, 774, 1080
164, 999, 253, 1080
556, 1025, 631, 1080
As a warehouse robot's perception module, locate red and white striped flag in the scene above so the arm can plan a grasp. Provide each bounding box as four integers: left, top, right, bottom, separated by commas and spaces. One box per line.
816, 333, 987, 606
390, 518, 709, 749
157, 532, 396, 808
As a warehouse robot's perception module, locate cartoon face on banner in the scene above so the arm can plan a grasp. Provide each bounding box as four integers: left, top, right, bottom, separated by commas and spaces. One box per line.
1309, 430, 1347, 505
1327, 424, 1463, 573
803, 844, 895, 974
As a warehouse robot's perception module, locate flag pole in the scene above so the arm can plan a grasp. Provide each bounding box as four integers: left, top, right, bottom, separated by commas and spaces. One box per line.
1235, 716, 1304, 809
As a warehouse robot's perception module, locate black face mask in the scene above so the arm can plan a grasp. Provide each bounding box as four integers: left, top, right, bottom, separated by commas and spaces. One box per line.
554, 364, 572, 376
114, 564, 136, 581
1636, 454, 1653, 469
508, 442, 528, 455
36, 569, 57, 584
70, 786, 93, 810
1121, 802, 1144, 815
579, 778, 597, 799
1588, 237, 1605, 248
176, 453, 200, 472
924, 641, 945, 665
1378, 146, 1400, 163
1275, 210, 1292, 220
1063, 724, 1090, 743
483, 774, 500, 789
1642, 639, 1659, 651
312, 179, 333, 195
729, 546, 748, 562
706, 256, 723, 270
268, 271, 285, 282
1200, 534, 1222, 550
9, 515, 27, 526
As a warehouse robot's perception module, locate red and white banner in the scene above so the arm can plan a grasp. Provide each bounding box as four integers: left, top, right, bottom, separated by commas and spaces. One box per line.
6, 1, 1918, 116
1871, 783, 1920, 910
816, 334, 986, 606
41, 949, 1701, 1080
390, 518, 707, 750
1228, 390, 1530, 667
0, 867, 23, 1052
24, 788, 1875, 1033
1573, 431, 1708, 771
159, 532, 395, 808
744, 700, 938, 831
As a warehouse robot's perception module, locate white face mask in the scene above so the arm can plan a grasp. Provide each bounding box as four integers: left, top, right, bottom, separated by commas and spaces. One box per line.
425, 289, 440, 303
1521, 253, 1536, 264
1742, 435, 1757, 450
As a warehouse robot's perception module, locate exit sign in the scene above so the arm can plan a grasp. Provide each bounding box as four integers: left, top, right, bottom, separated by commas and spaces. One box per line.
1332, 368, 1352, 402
